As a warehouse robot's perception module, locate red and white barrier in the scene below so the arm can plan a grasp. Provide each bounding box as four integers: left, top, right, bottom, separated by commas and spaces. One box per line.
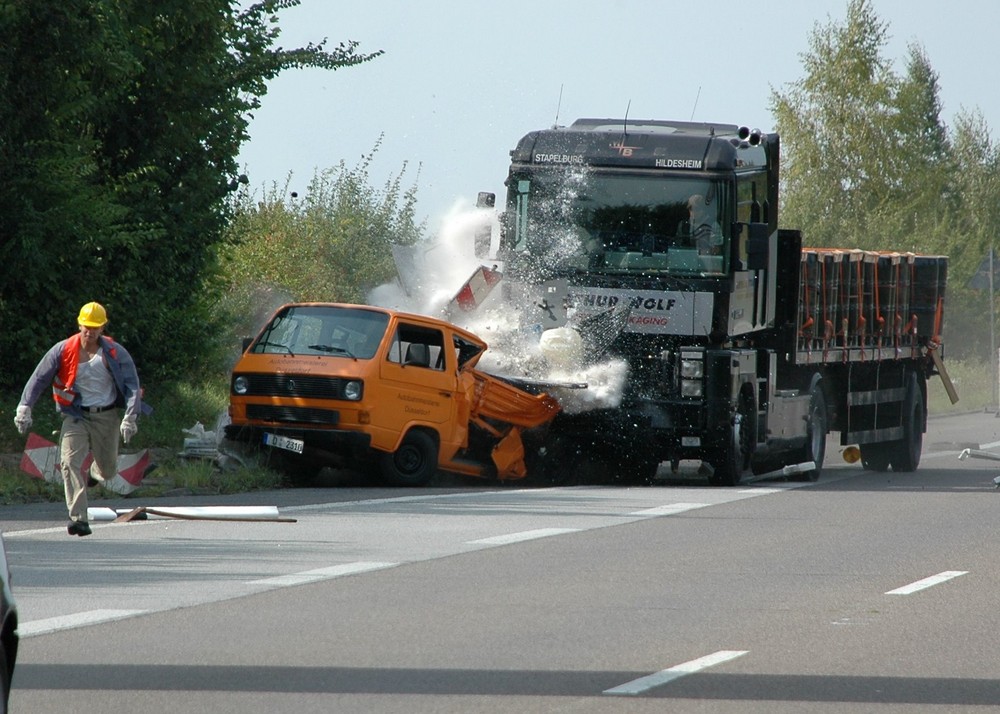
20, 432, 151, 495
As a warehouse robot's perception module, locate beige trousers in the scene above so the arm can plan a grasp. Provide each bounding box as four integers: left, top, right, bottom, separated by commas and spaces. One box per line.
60, 409, 119, 523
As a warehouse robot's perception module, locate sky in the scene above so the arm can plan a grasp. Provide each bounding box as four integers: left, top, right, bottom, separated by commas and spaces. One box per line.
236, 0, 1000, 233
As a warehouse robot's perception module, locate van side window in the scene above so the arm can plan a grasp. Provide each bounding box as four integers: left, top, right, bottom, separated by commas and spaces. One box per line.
386, 324, 446, 371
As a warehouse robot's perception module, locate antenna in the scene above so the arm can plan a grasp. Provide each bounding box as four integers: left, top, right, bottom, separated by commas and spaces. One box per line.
690, 86, 701, 120
623, 99, 631, 137
553, 84, 564, 128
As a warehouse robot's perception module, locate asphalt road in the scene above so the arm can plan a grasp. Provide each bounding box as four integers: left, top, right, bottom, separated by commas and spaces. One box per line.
4, 410, 1000, 713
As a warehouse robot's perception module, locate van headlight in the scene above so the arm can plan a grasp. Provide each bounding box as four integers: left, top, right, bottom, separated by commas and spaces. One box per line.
343, 380, 363, 401
233, 375, 249, 395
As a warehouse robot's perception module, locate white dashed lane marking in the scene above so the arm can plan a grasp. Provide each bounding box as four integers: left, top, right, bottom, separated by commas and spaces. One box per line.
604, 650, 750, 696
19, 609, 146, 638
247, 561, 399, 587
466, 528, 580, 546
885, 570, 968, 595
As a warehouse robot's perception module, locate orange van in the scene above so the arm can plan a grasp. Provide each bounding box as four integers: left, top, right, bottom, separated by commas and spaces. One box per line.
225, 303, 560, 485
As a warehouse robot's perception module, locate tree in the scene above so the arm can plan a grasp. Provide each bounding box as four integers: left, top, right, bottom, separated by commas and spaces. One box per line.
221, 141, 424, 345
0, 0, 382, 390
770, 0, 1000, 360
770, 0, 902, 249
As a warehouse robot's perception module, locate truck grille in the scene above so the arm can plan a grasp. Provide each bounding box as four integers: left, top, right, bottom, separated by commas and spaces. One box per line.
246, 404, 340, 425
235, 373, 350, 399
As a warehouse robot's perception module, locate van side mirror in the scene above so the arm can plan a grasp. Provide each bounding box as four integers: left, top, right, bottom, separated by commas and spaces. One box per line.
746, 222, 770, 271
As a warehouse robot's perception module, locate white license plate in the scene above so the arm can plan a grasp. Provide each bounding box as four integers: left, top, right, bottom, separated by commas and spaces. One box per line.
263, 432, 304, 454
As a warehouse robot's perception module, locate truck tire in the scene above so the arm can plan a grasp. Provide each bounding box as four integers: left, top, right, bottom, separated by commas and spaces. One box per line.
791, 384, 827, 482
709, 391, 754, 486
860, 443, 891, 472
860, 371, 924, 473
888, 372, 924, 472
379, 430, 438, 486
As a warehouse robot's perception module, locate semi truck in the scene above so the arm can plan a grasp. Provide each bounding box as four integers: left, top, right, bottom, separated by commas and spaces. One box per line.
224, 303, 561, 485
475, 118, 956, 485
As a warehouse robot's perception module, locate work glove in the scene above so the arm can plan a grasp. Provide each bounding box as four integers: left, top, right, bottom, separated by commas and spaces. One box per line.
14, 405, 32, 435
120, 415, 138, 444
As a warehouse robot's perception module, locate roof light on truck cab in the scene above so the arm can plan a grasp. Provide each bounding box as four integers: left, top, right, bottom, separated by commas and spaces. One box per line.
233, 375, 249, 395
343, 380, 363, 401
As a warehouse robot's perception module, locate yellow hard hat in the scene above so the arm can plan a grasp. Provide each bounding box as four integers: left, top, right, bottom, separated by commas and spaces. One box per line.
77, 301, 108, 328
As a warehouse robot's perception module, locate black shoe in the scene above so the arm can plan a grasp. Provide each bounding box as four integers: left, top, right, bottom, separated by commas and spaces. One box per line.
67, 521, 92, 537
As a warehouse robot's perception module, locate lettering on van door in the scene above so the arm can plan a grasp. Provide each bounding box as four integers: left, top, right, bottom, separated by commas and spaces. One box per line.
381, 323, 455, 425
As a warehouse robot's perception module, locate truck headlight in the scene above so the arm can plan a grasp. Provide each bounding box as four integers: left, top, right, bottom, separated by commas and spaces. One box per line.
343, 380, 363, 401
233, 376, 249, 395
680, 380, 704, 398
680, 358, 704, 379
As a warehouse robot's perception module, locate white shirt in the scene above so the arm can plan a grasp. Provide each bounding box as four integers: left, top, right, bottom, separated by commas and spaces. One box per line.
76, 352, 116, 408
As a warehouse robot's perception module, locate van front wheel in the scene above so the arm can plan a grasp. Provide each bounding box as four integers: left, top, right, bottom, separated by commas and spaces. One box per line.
379, 430, 438, 486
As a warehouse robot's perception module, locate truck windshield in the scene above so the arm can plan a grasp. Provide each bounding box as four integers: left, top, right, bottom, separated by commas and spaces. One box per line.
252, 305, 390, 359
505, 169, 731, 276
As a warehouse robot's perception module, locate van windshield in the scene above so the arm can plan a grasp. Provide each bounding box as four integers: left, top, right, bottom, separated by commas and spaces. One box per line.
252, 305, 389, 359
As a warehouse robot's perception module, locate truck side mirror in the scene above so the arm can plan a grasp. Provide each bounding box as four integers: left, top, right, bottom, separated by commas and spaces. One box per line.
746, 222, 770, 271
474, 192, 496, 259
474, 224, 492, 259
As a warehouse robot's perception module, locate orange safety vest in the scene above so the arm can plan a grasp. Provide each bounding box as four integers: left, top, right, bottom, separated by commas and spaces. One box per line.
51, 333, 118, 408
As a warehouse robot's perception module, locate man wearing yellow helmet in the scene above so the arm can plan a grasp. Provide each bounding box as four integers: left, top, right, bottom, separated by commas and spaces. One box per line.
14, 302, 143, 536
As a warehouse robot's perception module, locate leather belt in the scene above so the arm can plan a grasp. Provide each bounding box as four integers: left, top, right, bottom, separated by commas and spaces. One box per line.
82, 404, 116, 413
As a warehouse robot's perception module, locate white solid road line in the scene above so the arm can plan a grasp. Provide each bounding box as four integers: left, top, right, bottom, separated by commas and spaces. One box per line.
885, 570, 968, 595
604, 650, 750, 696
247, 561, 399, 587
19, 608, 146, 638
466, 528, 580, 546
630, 502, 710, 517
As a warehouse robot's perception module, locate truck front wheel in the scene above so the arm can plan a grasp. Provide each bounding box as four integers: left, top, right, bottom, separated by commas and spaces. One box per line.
379, 430, 438, 486
709, 392, 754, 486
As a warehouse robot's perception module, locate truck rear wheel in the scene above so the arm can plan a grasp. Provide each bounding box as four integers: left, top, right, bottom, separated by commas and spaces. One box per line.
859, 371, 924, 473
379, 430, 438, 486
888, 372, 924, 472
860, 443, 891, 472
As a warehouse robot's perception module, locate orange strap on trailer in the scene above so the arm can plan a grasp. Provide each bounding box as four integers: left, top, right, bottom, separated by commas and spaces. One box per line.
855, 257, 866, 357
873, 257, 884, 343
799, 255, 813, 340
